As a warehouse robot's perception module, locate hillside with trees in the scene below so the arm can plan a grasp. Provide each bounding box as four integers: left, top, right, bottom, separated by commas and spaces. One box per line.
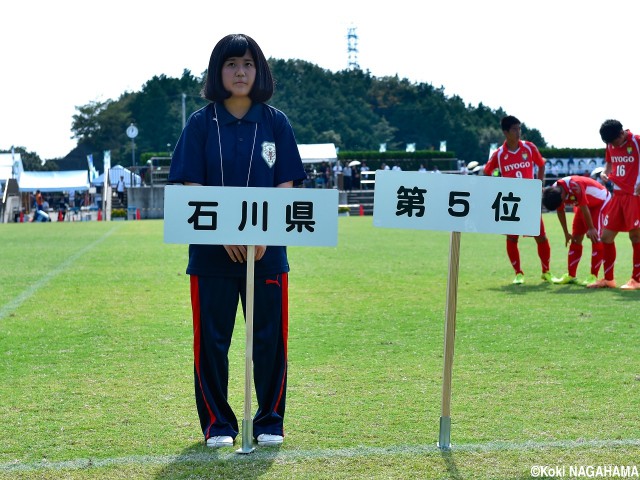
19, 59, 570, 171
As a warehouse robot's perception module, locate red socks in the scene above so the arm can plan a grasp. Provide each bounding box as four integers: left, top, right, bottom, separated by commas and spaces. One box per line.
591, 242, 603, 276
568, 242, 582, 277
602, 242, 616, 281
537, 239, 551, 273
506, 237, 521, 274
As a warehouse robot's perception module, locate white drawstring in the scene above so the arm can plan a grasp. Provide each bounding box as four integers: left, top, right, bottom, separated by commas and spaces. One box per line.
214, 103, 257, 187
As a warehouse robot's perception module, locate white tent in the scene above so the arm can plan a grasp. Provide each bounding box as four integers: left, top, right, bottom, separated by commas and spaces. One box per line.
92, 164, 142, 187
19, 170, 89, 192
297, 143, 337, 164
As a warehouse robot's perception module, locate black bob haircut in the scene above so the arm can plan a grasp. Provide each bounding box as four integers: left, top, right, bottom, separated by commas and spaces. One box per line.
542, 186, 563, 211
599, 119, 623, 144
201, 34, 274, 104
501, 115, 521, 132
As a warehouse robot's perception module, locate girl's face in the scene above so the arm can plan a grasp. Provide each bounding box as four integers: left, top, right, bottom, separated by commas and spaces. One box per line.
221, 49, 256, 98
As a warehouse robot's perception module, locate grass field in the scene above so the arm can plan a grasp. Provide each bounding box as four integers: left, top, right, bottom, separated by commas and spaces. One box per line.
1, 216, 639, 479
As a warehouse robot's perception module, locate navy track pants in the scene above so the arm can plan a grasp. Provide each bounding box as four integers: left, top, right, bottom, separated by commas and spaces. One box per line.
189, 273, 288, 440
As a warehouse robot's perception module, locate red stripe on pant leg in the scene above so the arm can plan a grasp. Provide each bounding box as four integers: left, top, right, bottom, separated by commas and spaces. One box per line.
273, 273, 289, 415
190, 275, 217, 435
190, 276, 202, 376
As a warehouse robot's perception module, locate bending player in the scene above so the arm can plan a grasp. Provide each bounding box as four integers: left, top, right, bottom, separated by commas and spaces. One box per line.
542, 175, 610, 285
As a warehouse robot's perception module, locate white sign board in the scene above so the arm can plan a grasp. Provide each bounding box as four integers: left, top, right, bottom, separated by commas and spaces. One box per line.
373, 171, 542, 236
164, 185, 338, 246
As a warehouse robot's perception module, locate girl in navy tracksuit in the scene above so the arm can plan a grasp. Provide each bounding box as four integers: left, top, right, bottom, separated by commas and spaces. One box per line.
168, 33, 306, 448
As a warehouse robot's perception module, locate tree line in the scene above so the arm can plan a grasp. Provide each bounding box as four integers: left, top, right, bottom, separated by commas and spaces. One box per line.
7, 58, 605, 172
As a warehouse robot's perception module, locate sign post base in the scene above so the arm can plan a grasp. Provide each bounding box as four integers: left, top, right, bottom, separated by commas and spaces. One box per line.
235, 419, 255, 454
437, 416, 451, 450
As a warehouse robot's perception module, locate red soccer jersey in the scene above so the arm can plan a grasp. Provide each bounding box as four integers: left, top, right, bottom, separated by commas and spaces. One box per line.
605, 130, 640, 194
555, 175, 609, 208
484, 140, 545, 179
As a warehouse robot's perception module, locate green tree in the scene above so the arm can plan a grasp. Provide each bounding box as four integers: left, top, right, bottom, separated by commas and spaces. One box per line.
63, 59, 551, 166
130, 71, 205, 157
0, 146, 54, 171
71, 100, 110, 145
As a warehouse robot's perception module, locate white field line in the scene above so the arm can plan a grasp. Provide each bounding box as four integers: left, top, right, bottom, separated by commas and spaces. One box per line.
1, 438, 639, 473
0, 226, 119, 320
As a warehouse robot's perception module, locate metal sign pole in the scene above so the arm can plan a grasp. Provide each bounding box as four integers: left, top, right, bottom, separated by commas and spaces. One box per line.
237, 245, 256, 454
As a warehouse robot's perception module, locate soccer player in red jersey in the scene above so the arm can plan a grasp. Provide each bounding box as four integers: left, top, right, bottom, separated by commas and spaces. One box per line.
587, 119, 640, 289
542, 175, 610, 285
484, 116, 553, 284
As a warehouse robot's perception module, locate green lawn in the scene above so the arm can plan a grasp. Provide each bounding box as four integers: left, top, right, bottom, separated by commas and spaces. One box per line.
1, 216, 638, 479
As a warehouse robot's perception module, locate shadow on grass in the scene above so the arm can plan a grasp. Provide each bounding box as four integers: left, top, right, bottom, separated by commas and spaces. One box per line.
153, 441, 279, 480
440, 450, 463, 480
493, 284, 564, 295
493, 283, 640, 301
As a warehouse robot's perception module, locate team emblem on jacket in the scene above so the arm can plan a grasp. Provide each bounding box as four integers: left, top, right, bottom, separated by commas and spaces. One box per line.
262, 142, 276, 168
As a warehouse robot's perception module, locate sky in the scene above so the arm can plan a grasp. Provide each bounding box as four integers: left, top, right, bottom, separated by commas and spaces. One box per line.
2, 0, 640, 160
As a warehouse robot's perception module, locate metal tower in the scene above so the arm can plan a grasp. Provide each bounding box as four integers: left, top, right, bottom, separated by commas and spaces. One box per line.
347, 25, 359, 70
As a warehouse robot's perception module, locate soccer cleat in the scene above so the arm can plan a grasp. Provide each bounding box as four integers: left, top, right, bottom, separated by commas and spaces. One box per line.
512, 273, 525, 285
580, 274, 598, 286
257, 433, 284, 446
586, 278, 616, 289
620, 278, 640, 290
540, 272, 554, 283
206, 435, 234, 448
552, 273, 578, 285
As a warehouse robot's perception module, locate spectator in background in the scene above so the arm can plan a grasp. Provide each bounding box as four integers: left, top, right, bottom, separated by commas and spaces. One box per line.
352, 165, 360, 190
359, 162, 371, 189
30, 190, 44, 222
333, 161, 343, 188
58, 196, 68, 221
116, 176, 125, 203
317, 162, 328, 188
432, 166, 441, 174
343, 163, 352, 191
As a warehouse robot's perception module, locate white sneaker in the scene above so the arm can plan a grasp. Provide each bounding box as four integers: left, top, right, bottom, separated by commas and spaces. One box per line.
257, 433, 283, 446
206, 435, 233, 448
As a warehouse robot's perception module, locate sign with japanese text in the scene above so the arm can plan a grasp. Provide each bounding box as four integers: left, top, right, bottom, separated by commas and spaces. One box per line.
164, 185, 338, 246
373, 171, 542, 235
